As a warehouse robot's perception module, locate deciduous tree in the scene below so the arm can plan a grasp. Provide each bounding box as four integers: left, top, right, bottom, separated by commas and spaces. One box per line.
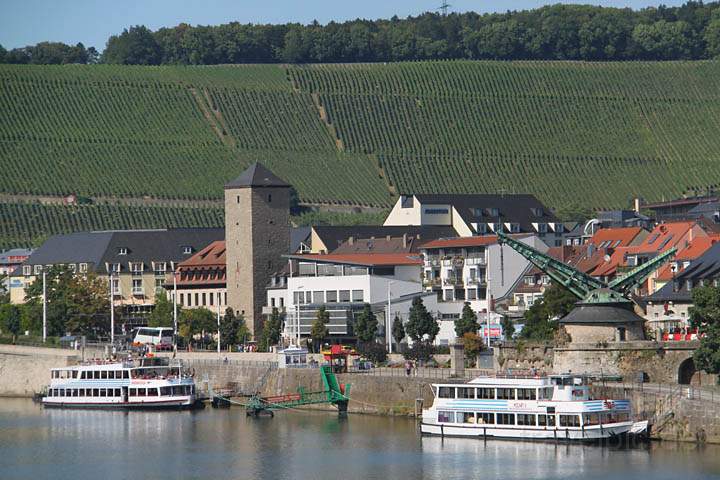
310, 306, 329, 352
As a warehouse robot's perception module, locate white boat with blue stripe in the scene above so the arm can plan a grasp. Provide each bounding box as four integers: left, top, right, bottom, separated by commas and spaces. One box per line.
421, 373, 646, 441
42, 356, 199, 410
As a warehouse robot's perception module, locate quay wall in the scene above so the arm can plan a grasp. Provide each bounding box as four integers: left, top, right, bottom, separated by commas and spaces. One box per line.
3, 346, 719, 443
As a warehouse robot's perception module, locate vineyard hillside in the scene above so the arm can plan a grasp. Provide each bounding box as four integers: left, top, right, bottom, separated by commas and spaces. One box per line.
2, 61, 720, 247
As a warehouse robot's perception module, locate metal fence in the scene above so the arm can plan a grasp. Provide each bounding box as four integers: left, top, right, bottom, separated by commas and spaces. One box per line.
600, 380, 720, 404
344, 366, 495, 381
181, 359, 279, 369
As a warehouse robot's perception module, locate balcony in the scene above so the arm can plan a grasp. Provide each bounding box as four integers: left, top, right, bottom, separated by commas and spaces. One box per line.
466, 256, 486, 266
422, 278, 442, 288
132, 287, 144, 296
443, 277, 463, 286
466, 277, 485, 286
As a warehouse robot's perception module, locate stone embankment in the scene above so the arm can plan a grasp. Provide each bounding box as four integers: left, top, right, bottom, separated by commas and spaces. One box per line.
4, 345, 720, 443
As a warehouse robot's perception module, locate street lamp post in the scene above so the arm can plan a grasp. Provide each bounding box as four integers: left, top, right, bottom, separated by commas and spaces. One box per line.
42, 269, 47, 343
386, 281, 395, 353
217, 301, 221, 354
295, 286, 304, 347
173, 268, 178, 353
109, 271, 115, 346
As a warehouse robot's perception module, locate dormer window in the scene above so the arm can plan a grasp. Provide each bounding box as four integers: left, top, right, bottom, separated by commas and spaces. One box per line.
182, 246, 193, 255
536, 223, 548, 233
476, 223, 488, 234
531, 207, 544, 217
79, 263, 88, 273
23, 265, 31, 276
34, 265, 42, 275
486, 208, 500, 217
507, 223, 520, 233
118, 247, 128, 255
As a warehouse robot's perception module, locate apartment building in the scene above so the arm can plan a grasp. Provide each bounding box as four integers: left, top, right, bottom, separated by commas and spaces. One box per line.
11, 229, 223, 329
172, 240, 227, 311
268, 252, 424, 343
383, 193, 564, 246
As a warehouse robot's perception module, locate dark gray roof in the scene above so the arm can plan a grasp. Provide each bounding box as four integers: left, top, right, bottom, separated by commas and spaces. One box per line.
312, 225, 456, 253
22, 232, 114, 268
100, 229, 224, 269
646, 241, 720, 303
290, 227, 311, 253
560, 303, 646, 324
412, 193, 558, 232
22, 229, 224, 274
225, 162, 289, 189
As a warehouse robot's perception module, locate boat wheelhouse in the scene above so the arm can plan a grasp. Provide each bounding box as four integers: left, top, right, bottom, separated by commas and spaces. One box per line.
421, 374, 646, 441
42, 357, 199, 410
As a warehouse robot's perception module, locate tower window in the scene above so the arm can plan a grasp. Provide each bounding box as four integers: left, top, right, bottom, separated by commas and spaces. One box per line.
237, 195, 240, 204
268, 194, 272, 202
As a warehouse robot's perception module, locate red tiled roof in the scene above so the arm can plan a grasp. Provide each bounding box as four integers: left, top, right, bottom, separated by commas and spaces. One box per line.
625, 221, 702, 255
177, 241, 226, 268
589, 227, 644, 247
289, 253, 423, 266
419, 233, 534, 249
654, 236, 720, 281
420, 235, 499, 249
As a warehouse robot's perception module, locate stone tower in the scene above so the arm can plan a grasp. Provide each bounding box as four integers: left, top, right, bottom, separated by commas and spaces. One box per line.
225, 162, 290, 339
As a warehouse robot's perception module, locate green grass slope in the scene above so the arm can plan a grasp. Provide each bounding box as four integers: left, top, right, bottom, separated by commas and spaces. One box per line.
2, 61, 720, 247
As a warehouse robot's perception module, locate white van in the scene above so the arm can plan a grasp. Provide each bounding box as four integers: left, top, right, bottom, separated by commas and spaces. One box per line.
133, 327, 174, 350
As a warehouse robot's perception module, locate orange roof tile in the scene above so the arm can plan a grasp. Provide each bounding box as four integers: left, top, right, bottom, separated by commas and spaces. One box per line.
420, 235, 499, 249
589, 227, 644, 247
177, 241, 226, 268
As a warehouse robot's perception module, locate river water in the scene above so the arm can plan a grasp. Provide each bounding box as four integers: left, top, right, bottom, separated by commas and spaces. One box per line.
1, 399, 719, 480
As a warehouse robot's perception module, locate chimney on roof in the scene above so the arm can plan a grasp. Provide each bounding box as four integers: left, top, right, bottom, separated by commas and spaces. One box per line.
386, 235, 391, 242
403, 233, 408, 249
348, 236, 354, 246
634, 198, 642, 214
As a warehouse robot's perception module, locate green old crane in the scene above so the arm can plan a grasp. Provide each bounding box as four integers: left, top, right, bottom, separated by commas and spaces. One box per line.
213, 365, 350, 417
496, 232, 677, 305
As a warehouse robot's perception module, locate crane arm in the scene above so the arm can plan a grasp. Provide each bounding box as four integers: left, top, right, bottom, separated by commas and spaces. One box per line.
607, 247, 677, 295
497, 232, 605, 299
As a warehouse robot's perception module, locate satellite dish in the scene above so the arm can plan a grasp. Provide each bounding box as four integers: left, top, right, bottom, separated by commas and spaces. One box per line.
604, 254, 611, 262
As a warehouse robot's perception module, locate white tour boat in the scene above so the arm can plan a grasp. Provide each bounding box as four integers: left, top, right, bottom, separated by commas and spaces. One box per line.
421, 373, 647, 441
42, 356, 200, 410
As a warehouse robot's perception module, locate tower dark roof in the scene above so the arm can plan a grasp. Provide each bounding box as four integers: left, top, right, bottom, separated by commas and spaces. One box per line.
225, 162, 290, 189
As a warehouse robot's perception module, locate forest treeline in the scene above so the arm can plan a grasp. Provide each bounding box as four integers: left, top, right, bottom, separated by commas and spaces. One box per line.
2, 2, 720, 64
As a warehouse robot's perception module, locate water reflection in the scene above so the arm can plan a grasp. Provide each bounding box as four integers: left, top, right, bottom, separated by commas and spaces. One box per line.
0, 399, 719, 480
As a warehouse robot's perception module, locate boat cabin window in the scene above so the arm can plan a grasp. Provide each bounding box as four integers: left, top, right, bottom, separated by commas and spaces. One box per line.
517, 414, 536, 426
101, 371, 108, 379
457, 387, 475, 399
457, 412, 476, 424
437, 411, 454, 423
517, 388, 536, 400
438, 386, 455, 398
538, 415, 556, 427
538, 387, 554, 400
478, 413, 495, 424
496, 388, 515, 400
94, 371, 100, 379
497, 413, 515, 425
477, 387, 495, 399
559, 414, 581, 427
551, 376, 586, 387
583, 413, 601, 426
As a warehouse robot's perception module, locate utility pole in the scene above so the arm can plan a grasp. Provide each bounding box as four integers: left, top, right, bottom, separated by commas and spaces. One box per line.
42, 269, 47, 343
438, 0, 451, 16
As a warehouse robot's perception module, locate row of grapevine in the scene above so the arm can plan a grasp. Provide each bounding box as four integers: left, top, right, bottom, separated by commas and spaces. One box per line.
291, 61, 720, 101
0, 202, 225, 249
379, 152, 720, 210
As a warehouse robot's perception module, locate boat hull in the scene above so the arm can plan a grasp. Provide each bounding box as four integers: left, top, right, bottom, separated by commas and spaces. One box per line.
42, 398, 203, 410
420, 421, 634, 441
